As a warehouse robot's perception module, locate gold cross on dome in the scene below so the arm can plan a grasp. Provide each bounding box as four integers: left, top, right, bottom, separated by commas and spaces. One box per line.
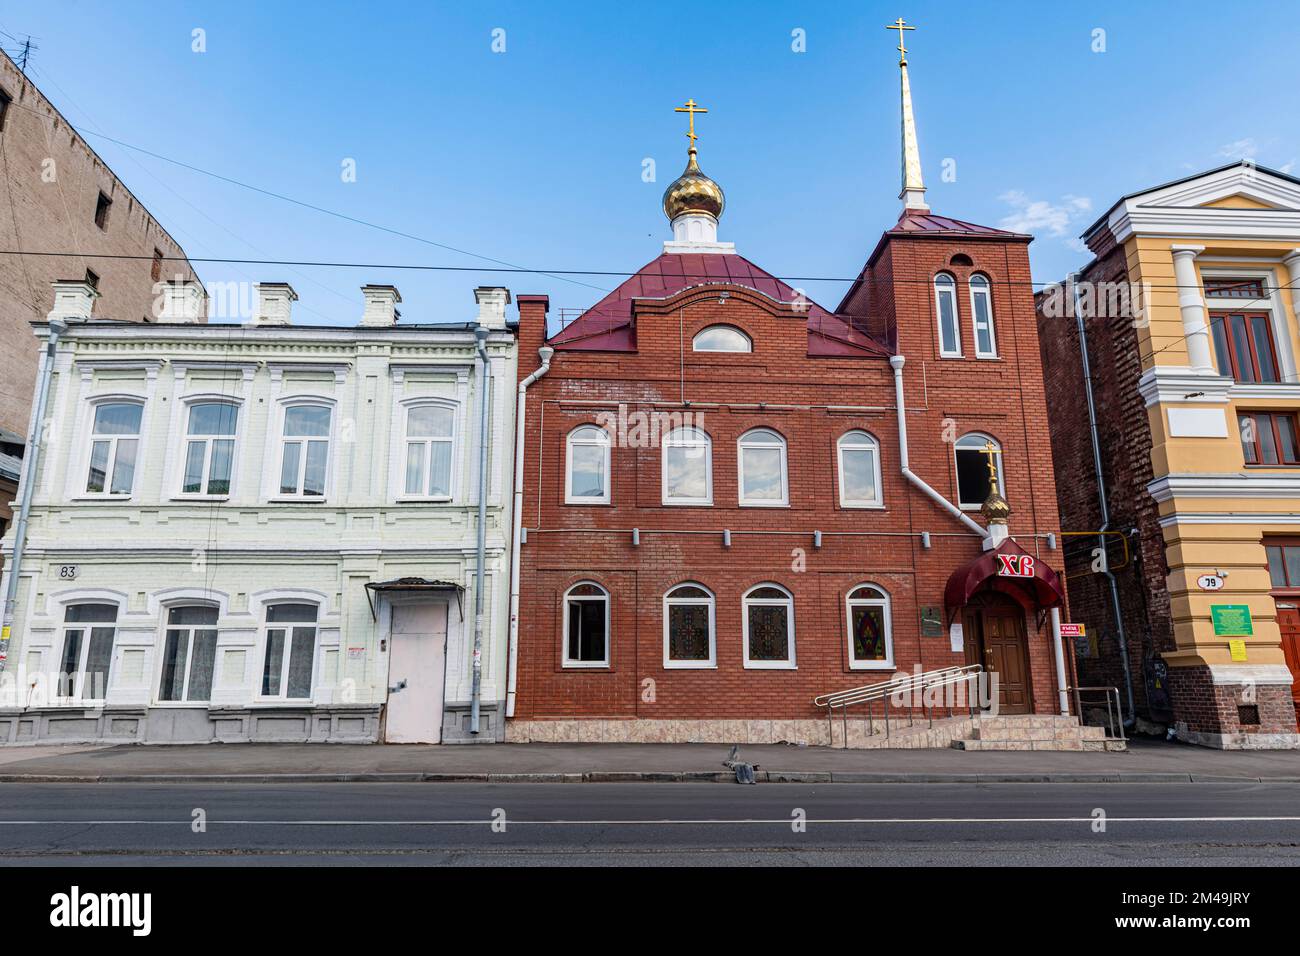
886, 17, 916, 66
675, 99, 708, 150
982, 440, 1002, 493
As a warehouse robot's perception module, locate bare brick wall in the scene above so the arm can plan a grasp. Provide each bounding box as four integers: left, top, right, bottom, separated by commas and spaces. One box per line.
0, 51, 199, 440
513, 231, 1069, 722
1035, 239, 1173, 721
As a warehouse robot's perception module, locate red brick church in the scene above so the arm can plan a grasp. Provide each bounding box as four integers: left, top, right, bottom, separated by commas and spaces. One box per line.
504, 30, 1079, 745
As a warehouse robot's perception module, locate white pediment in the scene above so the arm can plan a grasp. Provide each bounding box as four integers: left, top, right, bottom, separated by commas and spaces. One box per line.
1104, 162, 1300, 244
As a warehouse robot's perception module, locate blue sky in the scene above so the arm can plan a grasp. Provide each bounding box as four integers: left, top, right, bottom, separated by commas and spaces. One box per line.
4, 0, 1296, 325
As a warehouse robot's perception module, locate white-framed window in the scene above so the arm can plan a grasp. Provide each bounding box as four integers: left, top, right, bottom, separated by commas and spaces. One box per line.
565, 425, 611, 504
955, 432, 1003, 509
662, 426, 712, 505
259, 602, 318, 700
563, 582, 609, 667
838, 430, 883, 508
934, 272, 961, 357
158, 604, 219, 702
663, 583, 715, 668
180, 401, 238, 496
403, 402, 456, 498
743, 584, 795, 669
84, 401, 143, 495
58, 603, 117, 701
277, 403, 332, 498
846, 584, 893, 669
738, 428, 788, 506
693, 325, 752, 353
969, 274, 997, 358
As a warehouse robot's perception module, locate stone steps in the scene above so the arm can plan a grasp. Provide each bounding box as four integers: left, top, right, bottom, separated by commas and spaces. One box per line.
951, 715, 1127, 752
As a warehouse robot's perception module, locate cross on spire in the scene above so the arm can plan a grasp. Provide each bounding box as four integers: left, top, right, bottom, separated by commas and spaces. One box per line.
674, 99, 708, 152
886, 17, 915, 66
982, 440, 1002, 495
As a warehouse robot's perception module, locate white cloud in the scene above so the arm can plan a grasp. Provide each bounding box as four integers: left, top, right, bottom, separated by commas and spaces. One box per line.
1217, 138, 1260, 160
998, 191, 1093, 238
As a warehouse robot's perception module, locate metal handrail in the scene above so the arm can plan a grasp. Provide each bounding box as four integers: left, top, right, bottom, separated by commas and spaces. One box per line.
1069, 685, 1127, 742
814, 664, 984, 749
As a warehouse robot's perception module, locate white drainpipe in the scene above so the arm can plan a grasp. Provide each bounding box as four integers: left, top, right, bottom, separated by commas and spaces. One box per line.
1049, 605, 1070, 716
889, 355, 987, 540
505, 345, 553, 718
470, 327, 492, 735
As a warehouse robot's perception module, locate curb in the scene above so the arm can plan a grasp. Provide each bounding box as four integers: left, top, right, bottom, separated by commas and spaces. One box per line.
0, 770, 1282, 785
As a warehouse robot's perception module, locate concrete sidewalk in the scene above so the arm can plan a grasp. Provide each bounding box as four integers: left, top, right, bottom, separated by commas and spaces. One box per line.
0, 738, 1297, 783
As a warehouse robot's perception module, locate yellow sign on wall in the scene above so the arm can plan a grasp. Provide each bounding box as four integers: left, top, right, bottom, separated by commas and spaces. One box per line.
1228, 639, 1248, 662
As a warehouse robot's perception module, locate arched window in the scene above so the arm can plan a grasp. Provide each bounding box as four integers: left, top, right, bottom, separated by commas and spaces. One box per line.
278, 403, 332, 497
59, 602, 118, 701
969, 274, 997, 358
563, 582, 610, 667
743, 584, 795, 669
85, 401, 143, 495
404, 403, 456, 498
565, 425, 611, 504
181, 401, 238, 496
955, 432, 1003, 509
846, 585, 893, 669
662, 426, 712, 505
663, 584, 715, 668
260, 602, 319, 700
158, 604, 219, 702
934, 272, 961, 357
838, 430, 883, 508
693, 325, 752, 353
738, 428, 788, 506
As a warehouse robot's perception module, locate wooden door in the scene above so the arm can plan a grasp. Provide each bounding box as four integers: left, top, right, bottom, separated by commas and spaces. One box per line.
981, 604, 1032, 715
1276, 601, 1300, 717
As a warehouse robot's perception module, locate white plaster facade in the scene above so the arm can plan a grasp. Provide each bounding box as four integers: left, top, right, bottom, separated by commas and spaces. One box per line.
0, 284, 517, 744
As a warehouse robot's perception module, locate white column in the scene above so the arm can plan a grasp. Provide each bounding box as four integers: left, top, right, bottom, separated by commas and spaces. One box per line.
1170, 245, 1214, 371
1284, 249, 1300, 339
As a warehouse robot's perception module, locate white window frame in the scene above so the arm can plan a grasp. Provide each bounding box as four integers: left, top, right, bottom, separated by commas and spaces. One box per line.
176, 397, 242, 499
565, 425, 611, 505
562, 581, 611, 668
742, 583, 796, 670
154, 602, 220, 704
662, 426, 713, 506
56, 602, 119, 703
969, 274, 998, 359
662, 583, 716, 669
256, 602, 320, 702
837, 430, 884, 508
273, 398, 335, 501
399, 399, 458, 501
737, 428, 789, 507
934, 272, 962, 358
692, 325, 752, 353
846, 584, 894, 670
955, 432, 1004, 510
81, 397, 145, 499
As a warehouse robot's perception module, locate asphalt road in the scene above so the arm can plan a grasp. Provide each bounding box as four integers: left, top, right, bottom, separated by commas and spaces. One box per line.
1, 781, 1299, 866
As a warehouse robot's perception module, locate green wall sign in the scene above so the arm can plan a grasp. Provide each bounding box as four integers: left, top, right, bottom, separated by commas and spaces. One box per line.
1210, 604, 1253, 637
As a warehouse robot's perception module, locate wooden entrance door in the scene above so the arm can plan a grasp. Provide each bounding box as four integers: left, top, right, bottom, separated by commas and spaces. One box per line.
1276, 601, 1300, 717
964, 597, 1032, 715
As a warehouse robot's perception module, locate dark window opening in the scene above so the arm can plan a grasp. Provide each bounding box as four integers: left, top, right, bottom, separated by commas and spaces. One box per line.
151, 248, 163, 282
1239, 411, 1300, 466
1205, 277, 1266, 299
0, 88, 11, 132
1237, 705, 1260, 727
93, 191, 111, 230
1211, 312, 1279, 383
949, 253, 973, 267
84, 269, 99, 290
566, 594, 607, 663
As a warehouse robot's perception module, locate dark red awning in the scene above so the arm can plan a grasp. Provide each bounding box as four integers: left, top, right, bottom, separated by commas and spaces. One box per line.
943, 539, 1064, 614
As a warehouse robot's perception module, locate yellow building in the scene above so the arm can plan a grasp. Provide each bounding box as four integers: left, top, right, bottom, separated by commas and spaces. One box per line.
1039, 161, 1300, 748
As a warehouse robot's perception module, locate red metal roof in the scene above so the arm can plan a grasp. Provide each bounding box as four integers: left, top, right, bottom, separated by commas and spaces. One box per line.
550, 252, 890, 356
888, 209, 1029, 238
943, 538, 1065, 614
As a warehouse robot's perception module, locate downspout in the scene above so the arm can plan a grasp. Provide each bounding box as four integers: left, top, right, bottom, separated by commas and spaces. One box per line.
505, 345, 553, 718
1, 318, 68, 671
1071, 274, 1136, 726
470, 327, 492, 734
889, 355, 987, 540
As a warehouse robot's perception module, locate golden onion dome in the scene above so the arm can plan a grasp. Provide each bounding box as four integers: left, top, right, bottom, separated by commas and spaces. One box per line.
981, 492, 1011, 524
662, 148, 725, 221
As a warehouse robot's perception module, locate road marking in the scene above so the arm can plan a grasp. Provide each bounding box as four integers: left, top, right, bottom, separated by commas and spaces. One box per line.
1, 815, 1299, 826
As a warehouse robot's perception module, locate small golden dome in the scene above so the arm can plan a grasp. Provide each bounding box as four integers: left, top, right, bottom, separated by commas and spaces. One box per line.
981, 492, 1011, 524
662, 149, 725, 221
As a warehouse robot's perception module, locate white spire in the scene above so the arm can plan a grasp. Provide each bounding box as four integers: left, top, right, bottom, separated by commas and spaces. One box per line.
888, 18, 929, 212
